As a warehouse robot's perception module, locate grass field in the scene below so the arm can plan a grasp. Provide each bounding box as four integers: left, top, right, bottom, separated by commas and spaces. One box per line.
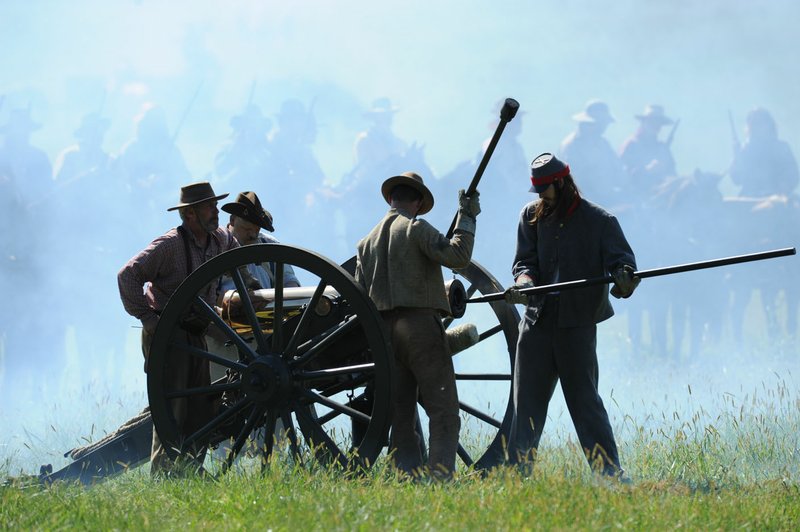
2, 290, 799, 530
2, 368, 799, 530
2, 449, 799, 530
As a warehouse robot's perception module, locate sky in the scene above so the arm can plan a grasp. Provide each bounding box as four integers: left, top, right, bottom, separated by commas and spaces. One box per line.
1, 0, 798, 476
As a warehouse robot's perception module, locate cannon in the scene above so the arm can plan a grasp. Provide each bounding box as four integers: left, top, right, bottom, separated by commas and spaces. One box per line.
38, 97, 524, 484
40, 244, 521, 483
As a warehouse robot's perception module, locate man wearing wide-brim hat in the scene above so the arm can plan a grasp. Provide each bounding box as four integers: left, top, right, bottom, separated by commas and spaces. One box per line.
118, 181, 259, 476
208, 191, 300, 374
559, 99, 624, 206
354, 171, 481, 480
634, 104, 674, 126
53, 112, 112, 184
0, 108, 53, 200
619, 103, 677, 189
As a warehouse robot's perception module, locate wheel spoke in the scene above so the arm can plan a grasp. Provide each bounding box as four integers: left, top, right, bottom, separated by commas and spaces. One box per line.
455, 373, 511, 381
272, 262, 285, 352
289, 314, 360, 368
284, 279, 328, 357
465, 282, 479, 298
181, 397, 252, 451
281, 409, 303, 463
261, 408, 278, 470
165, 380, 241, 399
230, 267, 268, 355
295, 362, 374, 381
315, 409, 342, 426
457, 443, 474, 467
299, 388, 371, 425
478, 324, 503, 342
459, 401, 502, 429
222, 404, 266, 474
193, 296, 258, 362
295, 404, 348, 468
170, 339, 248, 372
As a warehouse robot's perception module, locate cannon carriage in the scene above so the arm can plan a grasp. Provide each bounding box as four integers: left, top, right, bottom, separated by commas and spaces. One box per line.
39, 97, 527, 484
42, 243, 521, 483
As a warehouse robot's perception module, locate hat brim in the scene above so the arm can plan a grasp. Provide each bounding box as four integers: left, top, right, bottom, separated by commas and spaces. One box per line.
529, 183, 552, 194
381, 175, 434, 215
572, 111, 614, 124
221, 202, 275, 232
167, 193, 229, 212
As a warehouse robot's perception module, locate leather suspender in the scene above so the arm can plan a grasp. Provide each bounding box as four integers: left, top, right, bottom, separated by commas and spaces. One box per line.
176, 225, 194, 275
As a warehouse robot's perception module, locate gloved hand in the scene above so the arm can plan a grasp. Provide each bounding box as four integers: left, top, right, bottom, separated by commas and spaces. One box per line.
610, 265, 640, 299
504, 275, 534, 305
458, 189, 481, 218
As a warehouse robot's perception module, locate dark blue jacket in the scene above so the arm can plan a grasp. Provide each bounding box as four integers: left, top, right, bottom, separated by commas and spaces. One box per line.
512, 198, 636, 327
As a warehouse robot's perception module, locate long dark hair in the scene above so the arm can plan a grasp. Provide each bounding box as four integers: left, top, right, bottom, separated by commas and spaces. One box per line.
529, 174, 581, 224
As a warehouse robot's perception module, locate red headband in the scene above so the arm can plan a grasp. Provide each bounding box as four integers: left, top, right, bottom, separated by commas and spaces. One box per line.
530, 164, 570, 188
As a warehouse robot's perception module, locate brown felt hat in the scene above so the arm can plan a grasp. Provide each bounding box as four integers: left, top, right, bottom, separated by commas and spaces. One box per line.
221, 191, 275, 232
167, 182, 229, 212
381, 171, 434, 215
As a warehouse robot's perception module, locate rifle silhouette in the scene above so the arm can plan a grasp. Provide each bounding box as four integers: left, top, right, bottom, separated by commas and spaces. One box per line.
666, 118, 680, 147
728, 109, 740, 153
171, 80, 204, 145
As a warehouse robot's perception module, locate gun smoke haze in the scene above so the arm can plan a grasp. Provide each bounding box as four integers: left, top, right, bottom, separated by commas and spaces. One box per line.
1, 0, 798, 475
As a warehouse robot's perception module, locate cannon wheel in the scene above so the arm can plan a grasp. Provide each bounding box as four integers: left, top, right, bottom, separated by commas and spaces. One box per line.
147, 244, 393, 472
342, 257, 520, 472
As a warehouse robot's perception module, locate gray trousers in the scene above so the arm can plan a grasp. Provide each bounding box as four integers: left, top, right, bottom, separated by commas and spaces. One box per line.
382, 308, 460, 476
509, 296, 621, 475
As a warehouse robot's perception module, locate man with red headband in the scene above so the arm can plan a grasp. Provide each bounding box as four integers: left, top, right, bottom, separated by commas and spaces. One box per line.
503, 153, 639, 480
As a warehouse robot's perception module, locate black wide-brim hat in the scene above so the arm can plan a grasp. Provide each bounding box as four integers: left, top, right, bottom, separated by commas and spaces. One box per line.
221, 191, 275, 232
167, 182, 229, 211
381, 171, 434, 215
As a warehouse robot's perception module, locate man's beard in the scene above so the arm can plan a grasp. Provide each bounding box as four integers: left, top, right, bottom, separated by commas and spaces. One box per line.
202, 216, 219, 232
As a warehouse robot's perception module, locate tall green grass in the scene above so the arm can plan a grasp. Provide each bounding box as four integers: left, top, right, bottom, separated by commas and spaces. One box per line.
2, 373, 799, 530
2, 456, 799, 530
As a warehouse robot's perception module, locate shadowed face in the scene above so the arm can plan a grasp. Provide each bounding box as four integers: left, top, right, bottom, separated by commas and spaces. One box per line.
190, 200, 219, 233
230, 216, 261, 245
538, 183, 557, 208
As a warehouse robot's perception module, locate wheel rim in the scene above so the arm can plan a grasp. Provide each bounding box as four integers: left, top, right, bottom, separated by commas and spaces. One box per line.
450, 259, 519, 470
148, 244, 393, 471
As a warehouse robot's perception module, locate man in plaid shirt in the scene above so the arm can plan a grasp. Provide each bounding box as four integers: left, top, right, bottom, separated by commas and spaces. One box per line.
118, 181, 250, 476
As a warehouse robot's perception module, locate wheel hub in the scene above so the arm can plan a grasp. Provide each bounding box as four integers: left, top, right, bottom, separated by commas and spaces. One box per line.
240, 355, 292, 405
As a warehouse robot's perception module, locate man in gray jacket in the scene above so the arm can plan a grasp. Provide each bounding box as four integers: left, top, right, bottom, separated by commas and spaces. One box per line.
355, 171, 480, 479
